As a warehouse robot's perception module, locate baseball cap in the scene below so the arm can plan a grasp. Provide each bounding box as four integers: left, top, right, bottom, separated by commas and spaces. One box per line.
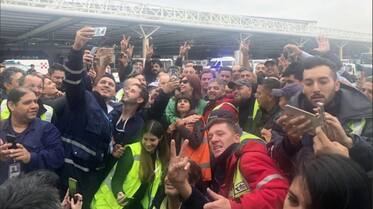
264, 59, 277, 66
271, 83, 302, 99
228, 79, 252, 89
207, 109, 238, 124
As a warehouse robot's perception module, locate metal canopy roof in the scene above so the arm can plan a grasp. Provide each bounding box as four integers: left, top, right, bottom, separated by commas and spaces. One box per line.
0, 0, 371, 61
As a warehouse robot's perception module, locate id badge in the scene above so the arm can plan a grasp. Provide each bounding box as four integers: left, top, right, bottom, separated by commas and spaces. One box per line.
8, 162, 21, 179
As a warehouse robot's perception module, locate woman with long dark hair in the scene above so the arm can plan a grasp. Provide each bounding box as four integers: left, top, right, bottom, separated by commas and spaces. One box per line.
92, 120, 169, 209
165, 74, 207, 125
283, 154, 372, 209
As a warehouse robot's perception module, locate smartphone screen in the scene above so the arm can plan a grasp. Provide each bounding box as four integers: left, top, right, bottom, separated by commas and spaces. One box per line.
68, 177, 78, 197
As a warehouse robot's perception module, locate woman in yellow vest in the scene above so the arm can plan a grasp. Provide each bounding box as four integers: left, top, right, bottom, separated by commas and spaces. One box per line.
92, 120, 169, 209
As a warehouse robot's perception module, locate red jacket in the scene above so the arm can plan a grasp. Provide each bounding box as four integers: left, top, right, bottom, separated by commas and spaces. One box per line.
202, 97, 238, 122
221, 141, 289, 209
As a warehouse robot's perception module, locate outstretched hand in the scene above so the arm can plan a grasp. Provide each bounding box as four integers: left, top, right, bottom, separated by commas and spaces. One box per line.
313, 35, 330, 53
203, 188, 231, 209
313, 127, 349, 157
72, 27, 94, 51
167, 139, 190, 185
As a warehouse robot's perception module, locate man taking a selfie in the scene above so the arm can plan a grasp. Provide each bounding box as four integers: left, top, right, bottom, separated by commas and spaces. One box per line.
269, 56, 373, 176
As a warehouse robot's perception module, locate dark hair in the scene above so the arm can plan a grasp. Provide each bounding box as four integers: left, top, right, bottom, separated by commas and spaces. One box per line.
0, 174, 61, 209
302, 56, 338, 80
48, 63, 64, 75
134, 84, 149, 110
206, 118, 241, 134
183, 74, 202, 101
139, 120, 169, 182
151, 59, 163, 68
200, 69, 216, 79
21, 170, 59, 188
188, 160, 203, 190
7, 87, 34, 105
240, 66, 253, 72
174, 93, 195, 115
219, 66, 232, 74
296, 154, 371, 209
128, 72, 144, 79
208, 78, 225, 88
133, 59, 143, 65
282, 61, 303, 81
0, 67, 25, 90
93, 73, 116, 87
260, 77, 281, 91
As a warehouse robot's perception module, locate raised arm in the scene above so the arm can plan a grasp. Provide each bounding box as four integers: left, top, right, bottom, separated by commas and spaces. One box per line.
64, 27, 94, 109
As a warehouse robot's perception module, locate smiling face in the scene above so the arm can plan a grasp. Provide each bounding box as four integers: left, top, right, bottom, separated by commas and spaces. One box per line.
179, 77, 193, 94
93, 77, 116, 100
50, 70, 65, 89
302, 65, 340, 107
233, 85, 252, 103
8, 91, 39, 122
207, 81, 225, 100
142, 132, 161, 154
152, 63, 161, 75
207, 122, 240, 158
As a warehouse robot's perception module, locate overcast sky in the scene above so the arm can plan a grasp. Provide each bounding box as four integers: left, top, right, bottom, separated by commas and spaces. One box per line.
138, 0, 372, 33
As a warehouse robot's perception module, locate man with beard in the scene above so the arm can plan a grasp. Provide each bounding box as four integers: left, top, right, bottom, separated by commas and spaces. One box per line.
202, 79, 237, 122
269, 56, 373, 175
228, 79, 259, 132
144, 59, 163, 84
264, 59, 280, 78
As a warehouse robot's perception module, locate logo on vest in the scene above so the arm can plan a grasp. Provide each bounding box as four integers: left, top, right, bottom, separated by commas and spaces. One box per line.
234, 181, 249, 197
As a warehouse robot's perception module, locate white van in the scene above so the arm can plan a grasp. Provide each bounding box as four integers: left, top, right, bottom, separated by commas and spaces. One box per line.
205, 57, 236, 71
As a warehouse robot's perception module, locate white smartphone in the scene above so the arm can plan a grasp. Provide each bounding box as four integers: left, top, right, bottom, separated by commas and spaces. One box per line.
93, 27, 107, 37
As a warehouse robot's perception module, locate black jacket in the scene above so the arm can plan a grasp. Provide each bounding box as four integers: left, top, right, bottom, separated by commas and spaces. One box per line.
269, 84, 373, 175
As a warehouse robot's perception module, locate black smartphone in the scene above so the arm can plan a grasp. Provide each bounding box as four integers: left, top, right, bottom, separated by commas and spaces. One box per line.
6, 134, 17, 149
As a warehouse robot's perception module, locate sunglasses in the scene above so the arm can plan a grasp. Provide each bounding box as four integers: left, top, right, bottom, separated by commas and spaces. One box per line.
180, 80, 189, 84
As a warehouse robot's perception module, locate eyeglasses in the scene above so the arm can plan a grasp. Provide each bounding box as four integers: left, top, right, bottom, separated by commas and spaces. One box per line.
180, 80, 189, 84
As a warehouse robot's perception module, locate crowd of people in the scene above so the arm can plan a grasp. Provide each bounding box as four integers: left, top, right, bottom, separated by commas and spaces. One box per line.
0, 26, 372, 209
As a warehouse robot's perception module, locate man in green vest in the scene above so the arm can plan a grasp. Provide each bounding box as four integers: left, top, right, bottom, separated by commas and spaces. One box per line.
1, 73, 55, 123
228, 79, 259, 132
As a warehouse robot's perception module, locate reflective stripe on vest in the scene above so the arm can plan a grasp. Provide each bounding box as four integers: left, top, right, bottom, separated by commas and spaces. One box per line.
229, 159, 285, 199
347, 119, 366, 136
91, 142, 162, 209
40, 104, 53, 122
0, 100, 53, 122
252, 99, 259, 119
